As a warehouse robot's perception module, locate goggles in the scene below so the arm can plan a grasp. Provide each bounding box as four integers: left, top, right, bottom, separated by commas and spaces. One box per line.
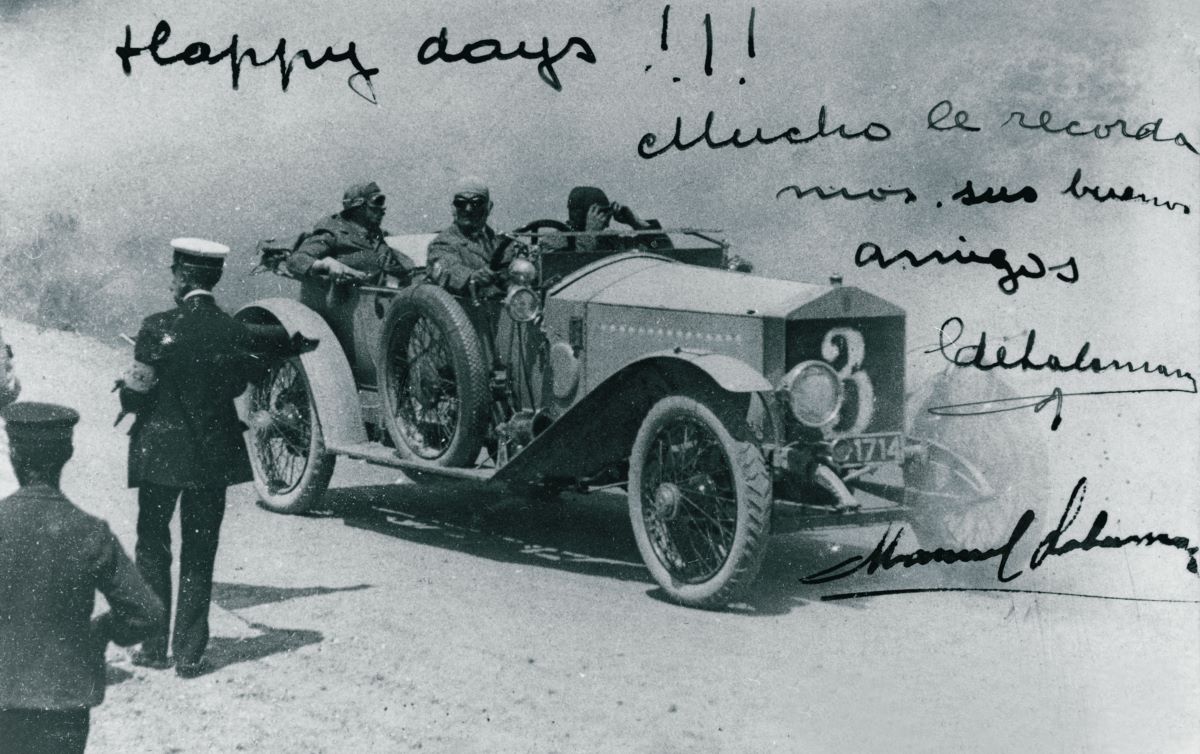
366, 193, 387, 208
453, 195, 488, 210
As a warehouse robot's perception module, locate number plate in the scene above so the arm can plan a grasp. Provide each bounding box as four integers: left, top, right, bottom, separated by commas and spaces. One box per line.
831, 433, 903, 465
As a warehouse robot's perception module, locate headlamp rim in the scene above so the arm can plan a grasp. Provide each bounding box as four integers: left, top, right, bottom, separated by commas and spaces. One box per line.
780, 359, 843, 428
504, 285, 541, 323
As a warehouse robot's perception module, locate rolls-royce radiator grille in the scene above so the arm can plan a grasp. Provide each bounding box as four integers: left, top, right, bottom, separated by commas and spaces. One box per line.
785, 316, 905, 434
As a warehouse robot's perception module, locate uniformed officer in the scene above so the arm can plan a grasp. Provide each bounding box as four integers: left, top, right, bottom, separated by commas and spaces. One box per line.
287, 181, 412, 283
427, 177, 513, 295
119, 238, 265, 678
0, 326, 18, 408
0, 325, 20, 498
0, 402, 164, 754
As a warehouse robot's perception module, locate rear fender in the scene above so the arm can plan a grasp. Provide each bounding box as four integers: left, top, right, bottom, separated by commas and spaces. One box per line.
236, 298, 368, 448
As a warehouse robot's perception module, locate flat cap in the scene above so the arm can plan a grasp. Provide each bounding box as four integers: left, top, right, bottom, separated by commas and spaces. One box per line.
453, 176, 489, 200
1, 402, 80, 446
343, 181, 384, 209
567, 186, 609, 229
171, 238, 229, 269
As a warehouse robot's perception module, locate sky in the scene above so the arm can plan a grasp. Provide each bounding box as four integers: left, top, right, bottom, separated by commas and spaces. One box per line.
1, 0, 1198, 532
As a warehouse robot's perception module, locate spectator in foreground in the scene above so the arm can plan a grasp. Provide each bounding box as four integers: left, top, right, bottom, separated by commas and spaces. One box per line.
0, 326, 19, 498
0, 401, 164, 754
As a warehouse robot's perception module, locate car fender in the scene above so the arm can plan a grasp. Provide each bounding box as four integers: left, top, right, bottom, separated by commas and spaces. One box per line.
236, 298, 367, 448
619, 349, 773, 393
494, 349, 772, 486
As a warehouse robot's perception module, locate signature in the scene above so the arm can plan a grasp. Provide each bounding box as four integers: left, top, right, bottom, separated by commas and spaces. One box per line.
927, 317, 1197, 429
854, 239, 1078, 295
115, 20, 379, 103
800, 477, 1199, 587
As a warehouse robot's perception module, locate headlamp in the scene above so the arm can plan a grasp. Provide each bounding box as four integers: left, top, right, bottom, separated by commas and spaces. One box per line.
780, 360, 842, 427
505, 286, 541, 323
508, 258, 537, 287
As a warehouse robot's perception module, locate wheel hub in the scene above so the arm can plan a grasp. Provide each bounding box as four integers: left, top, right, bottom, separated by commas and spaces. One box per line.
652, 482, 683, 521
274, 404, 303, 427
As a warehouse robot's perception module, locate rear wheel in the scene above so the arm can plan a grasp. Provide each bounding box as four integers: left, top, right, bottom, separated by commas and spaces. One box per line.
245, 357, 335, 514
378, 285, 490, 466
628, 395, 772, 609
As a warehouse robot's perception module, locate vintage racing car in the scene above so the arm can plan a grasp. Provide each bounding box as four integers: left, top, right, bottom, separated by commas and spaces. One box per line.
238, 224, 1002, 608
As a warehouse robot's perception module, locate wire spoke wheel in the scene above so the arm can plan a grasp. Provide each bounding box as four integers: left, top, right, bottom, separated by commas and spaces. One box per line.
628, 395, 772, 609
379, 285, 490, 467
245, 356, 334, 514
389, 316, 461, 459
641, 417, 738, 582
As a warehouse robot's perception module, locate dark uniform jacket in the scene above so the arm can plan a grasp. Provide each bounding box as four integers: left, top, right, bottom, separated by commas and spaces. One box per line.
0, 327, 18, 407
121, 293, 264, 489
427, 223, 511, 293
0, 484, 164, 709
287, 213, 398, 277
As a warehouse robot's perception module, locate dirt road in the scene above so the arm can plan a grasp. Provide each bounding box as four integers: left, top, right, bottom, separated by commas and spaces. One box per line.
2, 317, 1197, 753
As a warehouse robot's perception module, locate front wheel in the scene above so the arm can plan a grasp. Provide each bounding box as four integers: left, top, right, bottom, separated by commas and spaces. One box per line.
244, 357, 335, 514
628, 395, 772, 609
378, 285, 491, 467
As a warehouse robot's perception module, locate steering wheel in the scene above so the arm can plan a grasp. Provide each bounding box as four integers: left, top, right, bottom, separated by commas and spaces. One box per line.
490, 219, 571, 270
511, 219, 570, 248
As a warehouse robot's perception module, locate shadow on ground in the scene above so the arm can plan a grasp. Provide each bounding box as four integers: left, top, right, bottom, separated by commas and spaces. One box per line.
318, 480, 930, 616
156, 581, 370, 677
212, 581, 371, 610
327, 482, 651, 584
105, 664, 133, 686
202, 622, 323, 675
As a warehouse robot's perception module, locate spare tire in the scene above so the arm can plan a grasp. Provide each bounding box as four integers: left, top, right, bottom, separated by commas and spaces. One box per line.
378, 284, 491, 467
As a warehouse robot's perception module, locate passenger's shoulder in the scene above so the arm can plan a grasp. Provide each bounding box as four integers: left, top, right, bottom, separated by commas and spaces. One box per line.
309, 213, 347, 233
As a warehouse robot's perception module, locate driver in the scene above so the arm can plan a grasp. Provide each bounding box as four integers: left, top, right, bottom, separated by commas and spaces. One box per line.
427, 177, 513, 296
541, 186, 672, 253
287, 181, 411, 283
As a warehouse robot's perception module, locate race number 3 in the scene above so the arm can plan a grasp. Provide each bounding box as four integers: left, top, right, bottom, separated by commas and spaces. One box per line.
821, 327, 875, 433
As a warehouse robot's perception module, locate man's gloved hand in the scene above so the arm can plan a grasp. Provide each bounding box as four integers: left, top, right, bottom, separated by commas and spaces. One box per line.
610, 202, 644, 228
468, 267, 497, 287
584, 203, 611, 232
312, 257, 368, 283
288, 332, 320, 355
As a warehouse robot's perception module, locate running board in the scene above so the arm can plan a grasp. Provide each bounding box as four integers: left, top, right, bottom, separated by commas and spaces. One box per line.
325, 441, 496, 483
772, 500, 909, 530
